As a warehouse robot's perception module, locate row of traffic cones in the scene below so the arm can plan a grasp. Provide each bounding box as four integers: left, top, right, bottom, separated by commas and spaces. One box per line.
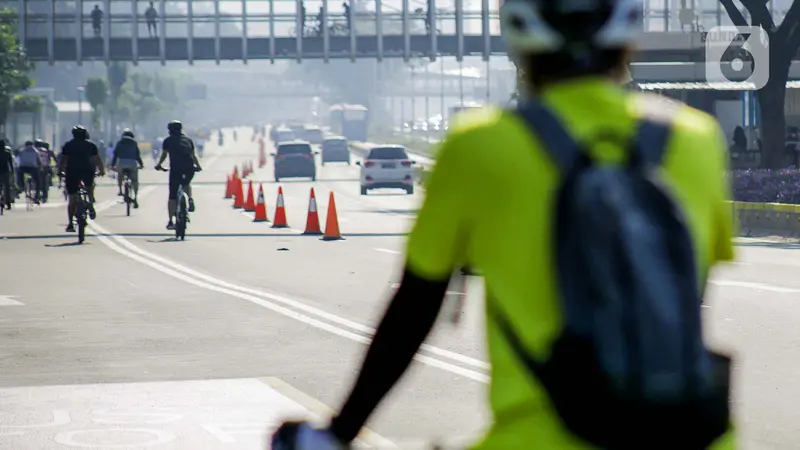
224, 167, 341, 240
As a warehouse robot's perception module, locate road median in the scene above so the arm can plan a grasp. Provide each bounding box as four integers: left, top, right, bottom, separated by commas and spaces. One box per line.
731, 201, 800, 238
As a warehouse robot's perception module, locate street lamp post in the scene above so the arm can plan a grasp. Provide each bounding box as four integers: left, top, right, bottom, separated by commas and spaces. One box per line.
77, 86, 85, 125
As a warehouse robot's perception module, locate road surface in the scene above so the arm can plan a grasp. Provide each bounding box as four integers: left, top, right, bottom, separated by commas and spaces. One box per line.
1, 126, 798, 449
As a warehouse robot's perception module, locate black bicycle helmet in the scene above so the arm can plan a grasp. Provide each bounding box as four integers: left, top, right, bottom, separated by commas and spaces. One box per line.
122, 128, 135, 139
41, 142, 50, 150
34, 138, 45, 147
24, 140, 33, 147
167, 120, 183, 135
72, 125, 89, 140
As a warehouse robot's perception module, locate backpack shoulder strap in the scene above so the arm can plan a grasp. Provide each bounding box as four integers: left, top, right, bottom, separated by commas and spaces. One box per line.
513, 101, 581, 172
630, 119, 672, 168
629, 93, 680, 167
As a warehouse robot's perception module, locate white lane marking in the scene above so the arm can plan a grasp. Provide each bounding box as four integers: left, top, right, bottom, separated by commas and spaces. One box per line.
260, 378, 396, 448
710, 280, 800, 293
374, 248, 401, 255
389, 282, 463, 296
0, 295, 24, 306
88, 224, 488, 382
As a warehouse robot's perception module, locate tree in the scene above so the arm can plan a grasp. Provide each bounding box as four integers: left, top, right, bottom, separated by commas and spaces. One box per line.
119, 72, 162, 131
0, 8, 34, 134
85, 77, 108, 129
11, 94, 41, 113
106, 62, 128, 131
719, 0, 800, 168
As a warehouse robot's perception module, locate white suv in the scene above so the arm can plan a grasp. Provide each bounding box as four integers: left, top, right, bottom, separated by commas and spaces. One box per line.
357, 145, 416, 195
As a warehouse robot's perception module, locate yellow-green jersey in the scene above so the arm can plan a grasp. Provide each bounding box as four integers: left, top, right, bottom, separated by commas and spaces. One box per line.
405, 77, 735, 449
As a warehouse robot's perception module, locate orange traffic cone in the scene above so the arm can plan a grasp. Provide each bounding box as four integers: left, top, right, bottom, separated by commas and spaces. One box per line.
303, 188, 322, 235
244, 181, 256, 211
272, 186, 289, 228
233, 166, 239, 178
253, 184, 269, 222
224, 175, 233, 199
322, 192, 343, 241
232, 178, 244, 209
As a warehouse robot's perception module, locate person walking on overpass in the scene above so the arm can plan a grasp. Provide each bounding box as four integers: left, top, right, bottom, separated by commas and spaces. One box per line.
155, 120, 202, 230
91, 5, 103, 38
59, 126, 105, 232
145, 1, 158, 38
111, 129, 144, 208
16, 141, 43, 204
343, 1, 350, 32
300, 1, 307, 36
0, 140, 13, 210
269, 0, 737, 448
316, 6, 324, 36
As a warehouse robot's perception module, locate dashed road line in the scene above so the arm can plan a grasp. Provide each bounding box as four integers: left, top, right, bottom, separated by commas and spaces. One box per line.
0, 295, 24, 306
710, 280, 800, 293
374, 248, 401, 255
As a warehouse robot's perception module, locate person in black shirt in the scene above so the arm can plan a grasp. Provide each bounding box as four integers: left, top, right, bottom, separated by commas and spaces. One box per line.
0, 140, 13, 209
155, 120, 202, 230
58, 126, 105, 232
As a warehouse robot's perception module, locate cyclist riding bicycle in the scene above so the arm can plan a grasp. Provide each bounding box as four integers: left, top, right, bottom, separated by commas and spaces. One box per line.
270, 0, 736, 448
111, 129, 144, 208
155, 120, 203, 230
59, 125, 105, 232
16, 141, 43, 204
195, 135, 206, 158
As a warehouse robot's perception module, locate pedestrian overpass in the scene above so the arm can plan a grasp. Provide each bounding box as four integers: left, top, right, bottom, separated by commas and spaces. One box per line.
12, 0, 741, 65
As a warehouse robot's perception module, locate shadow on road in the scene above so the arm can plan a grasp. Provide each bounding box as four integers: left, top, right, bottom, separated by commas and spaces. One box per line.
9, 232, 409, 240
44, 241, 88, 247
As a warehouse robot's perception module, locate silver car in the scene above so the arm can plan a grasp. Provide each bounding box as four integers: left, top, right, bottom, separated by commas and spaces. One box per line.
321, 137, 350, 165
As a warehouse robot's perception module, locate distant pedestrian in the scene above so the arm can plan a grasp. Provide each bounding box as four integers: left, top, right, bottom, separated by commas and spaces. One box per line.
91, 5, 103, 37
145, 1, 158, 38
343, 1, 351, 32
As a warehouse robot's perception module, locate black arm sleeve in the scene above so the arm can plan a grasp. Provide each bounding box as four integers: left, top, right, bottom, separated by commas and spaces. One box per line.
327, 268, 450, 444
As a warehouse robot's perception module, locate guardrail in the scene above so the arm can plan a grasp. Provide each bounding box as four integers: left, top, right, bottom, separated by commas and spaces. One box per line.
733, 201, 800, 236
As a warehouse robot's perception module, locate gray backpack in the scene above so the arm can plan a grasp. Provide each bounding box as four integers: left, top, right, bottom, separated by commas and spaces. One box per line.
490, 100, 732, 449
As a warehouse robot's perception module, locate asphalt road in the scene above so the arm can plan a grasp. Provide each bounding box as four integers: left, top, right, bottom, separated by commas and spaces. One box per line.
1, 126, 799, 449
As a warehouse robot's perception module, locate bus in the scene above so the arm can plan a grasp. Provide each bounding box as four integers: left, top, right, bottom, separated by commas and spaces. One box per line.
329, 104, 369, 142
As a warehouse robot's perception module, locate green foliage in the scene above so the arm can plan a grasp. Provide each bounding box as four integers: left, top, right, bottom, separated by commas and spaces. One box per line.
85, 77, 108, 129
11, 94, 41, 113
119, 72, 161, 126
0, 8, 35, 128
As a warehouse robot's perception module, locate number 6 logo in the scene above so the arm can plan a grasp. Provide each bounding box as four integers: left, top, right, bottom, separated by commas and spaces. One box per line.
705, 25, 769, 89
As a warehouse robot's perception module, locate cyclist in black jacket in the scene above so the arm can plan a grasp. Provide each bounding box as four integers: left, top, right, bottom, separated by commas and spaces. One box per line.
111, 129, 144, 207
155, 120, 202, 230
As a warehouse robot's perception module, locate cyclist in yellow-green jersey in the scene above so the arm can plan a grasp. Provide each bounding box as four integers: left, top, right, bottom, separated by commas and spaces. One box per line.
270, 0, 736, 447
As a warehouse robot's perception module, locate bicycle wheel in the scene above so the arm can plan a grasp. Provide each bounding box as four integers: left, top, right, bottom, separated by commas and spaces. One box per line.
124, 181, 131, 216
77, 204, 86, 244
26, 177, 34, 210
175, 194, 187, 240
